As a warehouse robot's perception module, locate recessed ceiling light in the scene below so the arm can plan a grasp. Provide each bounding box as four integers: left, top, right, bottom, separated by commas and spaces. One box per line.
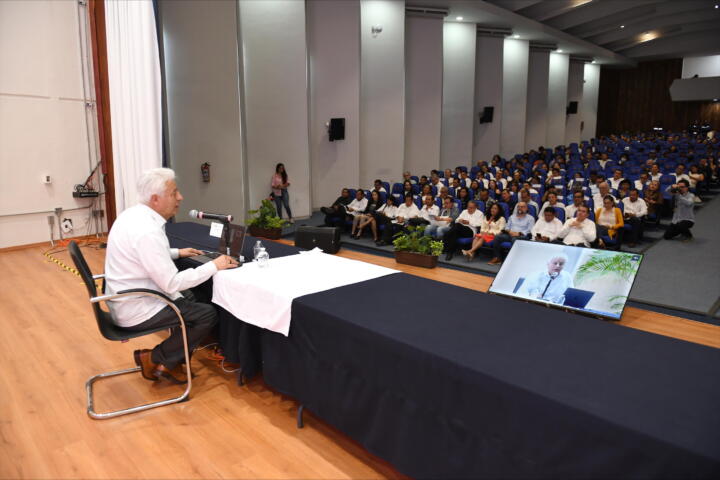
513, 34, 520, 38
620, 25, 625, 29
715, 4, 719, 8
557, 49, 563, 53
456, 16, 463, 21
591, 60, 596, 64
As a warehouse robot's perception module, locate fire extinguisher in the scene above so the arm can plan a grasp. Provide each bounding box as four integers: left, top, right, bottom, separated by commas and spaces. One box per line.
201, 162, 210, 182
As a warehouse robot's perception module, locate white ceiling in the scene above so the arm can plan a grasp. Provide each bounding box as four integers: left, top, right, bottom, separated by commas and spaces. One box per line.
409, 0, 720, 65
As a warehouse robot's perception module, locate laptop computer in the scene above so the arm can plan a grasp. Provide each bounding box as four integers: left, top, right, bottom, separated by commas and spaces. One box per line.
562, 288, 594, 309
193, 223, 246, 264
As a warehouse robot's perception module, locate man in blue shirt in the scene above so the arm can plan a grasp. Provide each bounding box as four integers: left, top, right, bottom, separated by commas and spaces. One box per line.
488, 202, 535, 265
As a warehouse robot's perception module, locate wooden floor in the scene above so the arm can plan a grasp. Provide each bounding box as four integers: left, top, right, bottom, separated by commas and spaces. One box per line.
0, 240, 718, 479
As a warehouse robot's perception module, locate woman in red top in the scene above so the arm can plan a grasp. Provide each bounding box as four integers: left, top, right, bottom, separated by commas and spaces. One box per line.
271, 163, 293, 223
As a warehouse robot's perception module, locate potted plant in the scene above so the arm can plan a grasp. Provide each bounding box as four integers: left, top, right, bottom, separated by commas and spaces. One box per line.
247, 199, 287, 239
392, 225, 444, 268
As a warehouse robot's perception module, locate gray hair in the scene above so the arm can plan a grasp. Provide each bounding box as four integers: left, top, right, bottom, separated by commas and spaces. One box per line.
548, 254, 569, 265
137, 168, 176, 205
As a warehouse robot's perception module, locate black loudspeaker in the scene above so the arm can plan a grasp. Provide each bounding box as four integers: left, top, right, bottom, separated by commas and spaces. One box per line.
566, 101, 578, 115
295, 226, 341, 254
328, 118, 345, 141
479, 106, 494, 124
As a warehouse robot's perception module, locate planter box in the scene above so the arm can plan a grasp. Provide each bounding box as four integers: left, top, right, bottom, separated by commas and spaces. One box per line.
394, 250, 438, 269
249, 225, 282, 240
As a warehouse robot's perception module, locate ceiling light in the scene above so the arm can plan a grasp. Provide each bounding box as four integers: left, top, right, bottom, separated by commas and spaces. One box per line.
557, 49, 563, 53
513, 34, 520, 38
456, 16, 463, 21
591, 60, 596, 64
620, 25, 625, 29
715, 4, 719, 8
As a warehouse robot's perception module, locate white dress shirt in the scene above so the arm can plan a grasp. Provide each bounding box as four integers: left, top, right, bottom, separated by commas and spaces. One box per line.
565, 203, 581, 220
531, 217, 564, 241
394, 203, 420, 224
418, 204, 439, 222
622, 197, 648, 217
377, 204, 398, 219
456, 209, 485, 235
558, 218, 597, 247
346, 197, 368, 217
592, 192, 616, 209
634, 179, 649, 190
105, 204, 218, 327
523, 270, 574, 304
608, 177, 625, 189
479, 216, 506, 235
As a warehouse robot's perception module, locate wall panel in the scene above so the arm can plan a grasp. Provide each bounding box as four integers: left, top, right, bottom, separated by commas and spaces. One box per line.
472, 35, 502, 163
525, 49, 550, 151
565, 60, 584, 145
501, 38, 529, 158
546, 52, 568, 147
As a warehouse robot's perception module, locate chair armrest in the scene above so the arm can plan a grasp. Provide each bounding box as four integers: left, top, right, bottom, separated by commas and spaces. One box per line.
92, 274, 105, 280
91, 288, 174, 305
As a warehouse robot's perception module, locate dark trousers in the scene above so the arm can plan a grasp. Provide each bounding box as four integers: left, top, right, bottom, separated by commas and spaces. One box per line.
625, 216, 643, 243
379, 217, 402, 243
123, 297, 218, 369
274, 189, 292, 219
664, 220, 694, 240
442, 223, 474, 253
492, 232, 530, 258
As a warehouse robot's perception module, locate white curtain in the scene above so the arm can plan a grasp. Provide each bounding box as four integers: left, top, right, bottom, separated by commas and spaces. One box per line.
105, 0, 162, 213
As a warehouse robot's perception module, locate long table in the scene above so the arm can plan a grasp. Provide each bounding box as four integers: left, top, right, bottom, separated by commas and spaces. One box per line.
167, 222, 720, 478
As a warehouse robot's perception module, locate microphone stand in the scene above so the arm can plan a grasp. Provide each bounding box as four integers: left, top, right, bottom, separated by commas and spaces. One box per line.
223, 219, 232, 257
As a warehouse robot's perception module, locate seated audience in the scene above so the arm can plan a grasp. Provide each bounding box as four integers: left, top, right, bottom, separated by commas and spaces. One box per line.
425, 196, 459, 240
489, 202, 535, 265
616, 179, 631, 200
461, 203, 506, 260
373, 179, 387, 193
531, 207, 563, 243
557, 204, 596, 247
370, 196, 398, 244
499, 189, 516, 213
345, 189, 368, 223
540, 192, 562, 214
672, 164, 690, 184
402, 171, 416, 184
663, 179, 696, 241
351, 190, 383, 239
411, 195, 439, 226
524, 254, 573, 304
456, 187, 471, 210
514, 188, 539, 216
634, 172, 650, 191
321, 188, 352, 227
442, 200, 484, 261
622, 188, 647, 247
402, 180, 414, 197
595, 195, 624, 248
592, 181, 616, 210
608, 169, 625, 190
644, 180, 663, 217
649, 164, 662, 182
565, 190, 585, 220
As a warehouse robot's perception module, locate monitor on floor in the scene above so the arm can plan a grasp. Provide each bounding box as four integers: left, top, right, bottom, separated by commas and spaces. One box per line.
488, 241, 643, 320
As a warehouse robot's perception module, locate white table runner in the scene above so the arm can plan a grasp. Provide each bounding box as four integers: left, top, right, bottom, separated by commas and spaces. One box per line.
212, 249, 399, 336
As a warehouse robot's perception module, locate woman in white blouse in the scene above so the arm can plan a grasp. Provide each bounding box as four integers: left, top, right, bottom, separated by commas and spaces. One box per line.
369, 196, 399, 244
461, 203, 506, 261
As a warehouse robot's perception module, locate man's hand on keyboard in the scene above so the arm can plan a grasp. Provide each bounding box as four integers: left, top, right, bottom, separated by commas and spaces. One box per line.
178, 248, 203, 258
213, 255, 239, 270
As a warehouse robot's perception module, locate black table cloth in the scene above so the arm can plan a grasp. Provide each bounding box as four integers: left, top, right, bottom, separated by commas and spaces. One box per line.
167, 222, 720, 478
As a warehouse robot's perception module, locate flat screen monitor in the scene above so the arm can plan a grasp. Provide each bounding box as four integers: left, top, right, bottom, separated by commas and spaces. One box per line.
488, 241, 643, 320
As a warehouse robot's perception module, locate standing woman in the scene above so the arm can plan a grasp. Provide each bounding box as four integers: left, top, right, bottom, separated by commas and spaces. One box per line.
271, 163, 293, 223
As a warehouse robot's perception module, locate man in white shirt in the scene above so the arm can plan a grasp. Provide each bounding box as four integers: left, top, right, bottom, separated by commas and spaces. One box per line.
105, 168, 238, 384
557, 204, 596, 247
442, 200, 484, 261
622, 188, 648, 247
634, 172, 650, 191
649, 164, 662, 182
531, 207, 564, 243
513, 189, 538, 217
372, 179, 387, 193
416, 195, 440, 225
394, 194, 420, 225
565, 191, 585, 220
672, 164, 690, 184
425, 196, 459, 240
592, 182, 616, 210
522, 254, 574, 304
402, 171, 417, 184
345, 190, 368, 218
608, 169, 625, 190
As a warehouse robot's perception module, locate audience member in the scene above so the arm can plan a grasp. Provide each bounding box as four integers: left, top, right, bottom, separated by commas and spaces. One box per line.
616, 179, 631, 200
634, 172, 650, 191
540, 191, 562, 214
345, 189, 368, 225
514, 189, 538, 216
489, 202, 535, 265
373, 179, 387, 193
608, 169, 625, 190
565, 191, 585, 219
649, 164, 662, 182
595, 195, 624, 248
672, 164, 690, 184
531, 207, 563, 243
411, 195, 439, 226
499, 189, 516, 213
442, 200, 484, 261
321, 188, 352, 227
457, 187, 471, 210
351, 190, 383, 239
622, 188, 647, 247
461, 203, 506, 260
592, 182, 616, 210
371, 196, 398, 245
557, 204, 596, 247
402, 171, 416, 184
663, 179, 696, 241
424, 196, 458, 240
644, 180, 663, 217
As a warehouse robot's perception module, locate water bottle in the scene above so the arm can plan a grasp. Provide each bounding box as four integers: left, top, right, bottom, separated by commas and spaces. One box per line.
256, 247, 269, 268
253, 240, 263, 260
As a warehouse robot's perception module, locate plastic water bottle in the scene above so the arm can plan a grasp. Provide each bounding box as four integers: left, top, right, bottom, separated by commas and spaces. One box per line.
253, 240, 263, 260
256, 247, 269, 268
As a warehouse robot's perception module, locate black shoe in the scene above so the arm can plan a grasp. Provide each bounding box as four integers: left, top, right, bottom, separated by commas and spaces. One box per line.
321, 207, 332, 215
445, 252, 454, 261
376, 240, 386, 246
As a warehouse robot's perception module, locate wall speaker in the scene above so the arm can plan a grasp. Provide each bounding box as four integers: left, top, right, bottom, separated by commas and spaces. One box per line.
479, 106, 494, 124
566, 101, 578, 115
328, 118, 345, 141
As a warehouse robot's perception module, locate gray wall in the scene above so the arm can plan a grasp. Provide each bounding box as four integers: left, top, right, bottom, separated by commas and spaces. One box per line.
307, 0, 361, 207
565, 60, 584, 145
239, 0, 311, 218
547, 52, 569, 148
405, 15, 443, 176
360, 0, 405, 188
525, 49, 550, 151
581, 63, 600, 142
473, 35, 503, 162
160, 0, 246, 222
500, 38, 529, 159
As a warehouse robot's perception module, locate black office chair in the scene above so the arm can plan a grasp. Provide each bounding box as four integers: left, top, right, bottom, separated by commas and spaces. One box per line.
69, 241, 192, 419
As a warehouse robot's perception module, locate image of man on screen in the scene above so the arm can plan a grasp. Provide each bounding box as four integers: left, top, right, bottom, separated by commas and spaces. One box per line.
523, 254, 574, 304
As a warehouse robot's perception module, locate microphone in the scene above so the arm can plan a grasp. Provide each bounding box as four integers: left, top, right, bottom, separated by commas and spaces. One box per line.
189, 210, 233, 223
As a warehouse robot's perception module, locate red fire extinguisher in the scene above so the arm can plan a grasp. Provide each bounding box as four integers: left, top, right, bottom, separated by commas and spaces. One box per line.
201, 162, 210, 182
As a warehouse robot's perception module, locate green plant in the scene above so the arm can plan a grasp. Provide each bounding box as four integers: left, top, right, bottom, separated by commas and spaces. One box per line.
574, 251, 640, 284
392, 225, 444, 256
247, 199, 288, 229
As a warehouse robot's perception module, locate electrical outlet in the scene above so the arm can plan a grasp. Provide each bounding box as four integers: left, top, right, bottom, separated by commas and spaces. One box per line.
92, 209, 105, 218
61, 218, 73, 234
